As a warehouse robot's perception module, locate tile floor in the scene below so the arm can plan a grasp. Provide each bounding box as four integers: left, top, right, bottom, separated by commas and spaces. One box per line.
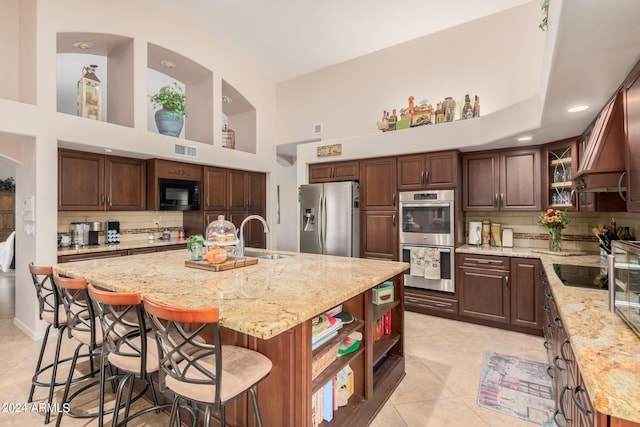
0, 271, 547, 426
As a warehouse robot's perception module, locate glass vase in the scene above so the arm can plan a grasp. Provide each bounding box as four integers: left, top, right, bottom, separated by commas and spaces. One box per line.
549, 228, 562, 252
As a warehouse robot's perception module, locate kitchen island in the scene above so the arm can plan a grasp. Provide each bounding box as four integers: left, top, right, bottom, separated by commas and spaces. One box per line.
54, 249, 409, 426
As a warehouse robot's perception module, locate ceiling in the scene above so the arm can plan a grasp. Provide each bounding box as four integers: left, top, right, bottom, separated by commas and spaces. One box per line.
142, 0, 640, 154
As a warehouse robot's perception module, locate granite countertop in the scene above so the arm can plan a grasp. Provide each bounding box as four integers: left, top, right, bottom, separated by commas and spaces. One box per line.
54, 249, 408, 341
456, 245, 640, 424
57, 238, 186, 256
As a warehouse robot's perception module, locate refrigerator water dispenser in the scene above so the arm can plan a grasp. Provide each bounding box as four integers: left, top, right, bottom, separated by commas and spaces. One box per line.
303, 208, 316, 231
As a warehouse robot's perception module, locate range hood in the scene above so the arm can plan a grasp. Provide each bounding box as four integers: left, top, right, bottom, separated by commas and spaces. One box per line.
573, 91, 627, 194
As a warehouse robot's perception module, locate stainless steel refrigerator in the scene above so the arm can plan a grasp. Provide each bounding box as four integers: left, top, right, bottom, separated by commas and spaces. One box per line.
299, 181, 359, 257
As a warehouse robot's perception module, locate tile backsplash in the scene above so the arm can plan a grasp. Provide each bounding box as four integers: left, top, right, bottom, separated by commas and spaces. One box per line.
464, 211, 640, 253
58, 211, 184, 243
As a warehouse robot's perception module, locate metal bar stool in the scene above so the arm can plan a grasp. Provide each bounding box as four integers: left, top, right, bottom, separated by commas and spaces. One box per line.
52, 273, 107, 427
28, 264, 72, 424
87, 284, 172, 427
143, 296, 273, 427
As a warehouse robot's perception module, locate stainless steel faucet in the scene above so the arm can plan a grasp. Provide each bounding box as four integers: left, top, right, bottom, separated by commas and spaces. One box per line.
238, 215, 270, 256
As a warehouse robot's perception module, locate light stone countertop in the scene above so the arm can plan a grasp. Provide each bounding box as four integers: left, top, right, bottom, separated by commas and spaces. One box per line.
457, 245, 640, 424
54, 249, 408, 341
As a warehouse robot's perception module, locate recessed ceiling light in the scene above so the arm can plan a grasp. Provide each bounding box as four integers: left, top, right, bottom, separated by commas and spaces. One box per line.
73, 41, 93, 50
222, 96, 233, 104
568, 105, 589, 113
104, 148, 113, 153
160, 60, 176, 68
517, 136, 532, 142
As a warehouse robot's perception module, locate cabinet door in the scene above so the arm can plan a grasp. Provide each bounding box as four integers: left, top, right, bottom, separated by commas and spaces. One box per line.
625, 69, 640, 212
542, 138, 578, 211
425, 150, 458, 188
397, 154, 426, 190
458, 265, 510, 323
228, 210, 267, 249
105, 156, 146, 210
58, 149, 105, 211
500, 148, 541, 211
462, 152, 499, 211
510, 258, 541, 330
247, 172, 266, 210
309, 161, 358, 183
360, 157, 397, 210
361, 210, 397, 260
203, 166, 227, 210
227, 169, 248, 210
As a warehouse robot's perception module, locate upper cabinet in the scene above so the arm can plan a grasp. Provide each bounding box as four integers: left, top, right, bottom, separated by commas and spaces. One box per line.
360, 157, 397, 210
624, 61, 640, 212
58, 149, 146, 211
308, 160, 359, 183
397, 150, 459, 190
542, 138, 579, 211
463, 148, 541, 211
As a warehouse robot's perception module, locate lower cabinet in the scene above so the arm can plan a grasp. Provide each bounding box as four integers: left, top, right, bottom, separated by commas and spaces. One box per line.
541, 276, 607, 427
457, 253, 541, 334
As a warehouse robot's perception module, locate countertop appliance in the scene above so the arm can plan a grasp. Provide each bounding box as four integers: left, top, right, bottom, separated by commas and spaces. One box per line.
552, 263, 607, 289
88, 221, 101, 246
609, 240, 640, 338
299, 181, 359, 257
69, 222, 89, 246
399, 190, 455, 293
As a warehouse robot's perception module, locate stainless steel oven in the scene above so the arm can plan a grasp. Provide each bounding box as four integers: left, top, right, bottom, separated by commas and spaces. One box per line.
399, 190, 456, 293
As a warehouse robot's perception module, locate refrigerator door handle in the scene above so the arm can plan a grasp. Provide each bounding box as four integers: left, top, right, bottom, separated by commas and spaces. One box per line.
318, 194, 324, 249
322, 194, 328, 249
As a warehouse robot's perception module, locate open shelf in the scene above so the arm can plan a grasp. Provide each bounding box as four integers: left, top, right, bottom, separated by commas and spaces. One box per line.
222, 79, 256, 153
372, 299, 400, 321
312, 346, 364, 394
372, 334, 401, 366
56, 32, 134, 127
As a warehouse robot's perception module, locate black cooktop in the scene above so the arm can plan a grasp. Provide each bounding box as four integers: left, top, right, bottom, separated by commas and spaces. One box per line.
552, 263, 608, 290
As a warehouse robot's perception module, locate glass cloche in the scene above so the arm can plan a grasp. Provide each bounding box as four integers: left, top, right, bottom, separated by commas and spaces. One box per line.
205, 215, 239, 247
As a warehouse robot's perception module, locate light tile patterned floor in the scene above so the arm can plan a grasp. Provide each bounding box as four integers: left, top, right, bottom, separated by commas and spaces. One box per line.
0, 272, 547, 426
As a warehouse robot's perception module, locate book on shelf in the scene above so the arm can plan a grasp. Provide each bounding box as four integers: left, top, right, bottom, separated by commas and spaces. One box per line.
312, 314, 343, 350
322, 379, 333, 422
372, 312, 392, 342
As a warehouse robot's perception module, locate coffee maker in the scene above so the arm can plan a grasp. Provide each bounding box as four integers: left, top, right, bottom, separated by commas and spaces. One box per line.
88, 222, 101, 245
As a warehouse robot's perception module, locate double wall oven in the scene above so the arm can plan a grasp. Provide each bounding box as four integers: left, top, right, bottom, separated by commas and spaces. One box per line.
399, 190, 455, 293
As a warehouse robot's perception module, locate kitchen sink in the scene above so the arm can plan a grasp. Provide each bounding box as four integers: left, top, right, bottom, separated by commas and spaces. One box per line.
242, 250, 292, 260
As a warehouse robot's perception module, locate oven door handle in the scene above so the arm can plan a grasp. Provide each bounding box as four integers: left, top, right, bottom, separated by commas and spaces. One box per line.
402, 245, 451, 254
400, 203, 451, 208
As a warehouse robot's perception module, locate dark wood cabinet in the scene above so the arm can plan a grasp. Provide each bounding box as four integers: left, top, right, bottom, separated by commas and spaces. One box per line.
457, 253, 541, 333
228, 170, 265, 211
361, 210, 397, 260
510, 258, 541, 330
308, 160, 359, 183
397, 150, 459, 190
58, 149, 146, 211
360, 157, 396, 210
458, 253, 510, 324
624, 62, 640, 212
542, 138, 579, 211
360, 157, 397, 260
202, 166, 227, 210
462, 148, 541, 211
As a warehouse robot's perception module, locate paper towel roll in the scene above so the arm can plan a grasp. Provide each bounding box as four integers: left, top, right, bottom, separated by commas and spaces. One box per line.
468, 222, 482, 245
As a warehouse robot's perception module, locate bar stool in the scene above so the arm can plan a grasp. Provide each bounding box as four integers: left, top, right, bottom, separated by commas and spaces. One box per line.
87, 284, 171, 427
28, 264, 71, 424
52, 273, 104, 427
143, 297, 273, 427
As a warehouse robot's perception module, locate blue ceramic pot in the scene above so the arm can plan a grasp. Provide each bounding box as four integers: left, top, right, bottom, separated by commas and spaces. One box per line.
155, 109, 184, 137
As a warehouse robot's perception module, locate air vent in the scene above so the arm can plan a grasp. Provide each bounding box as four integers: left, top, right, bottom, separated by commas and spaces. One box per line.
313, 123, 323, 135
174, 144, 198, 158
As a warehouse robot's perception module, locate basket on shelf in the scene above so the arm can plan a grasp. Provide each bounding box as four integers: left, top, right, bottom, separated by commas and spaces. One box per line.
311, 342, 339, 380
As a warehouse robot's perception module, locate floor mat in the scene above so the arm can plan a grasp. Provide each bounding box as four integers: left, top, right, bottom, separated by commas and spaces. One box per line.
477, 351, 555, 426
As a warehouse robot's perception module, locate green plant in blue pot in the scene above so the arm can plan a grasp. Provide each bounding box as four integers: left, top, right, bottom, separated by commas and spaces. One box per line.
150, 82, 187, 137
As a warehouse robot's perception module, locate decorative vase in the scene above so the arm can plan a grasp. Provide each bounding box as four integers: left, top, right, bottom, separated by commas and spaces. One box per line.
442, 97, 456, 122
549, 228, 562, 252
155, 109, 184, 137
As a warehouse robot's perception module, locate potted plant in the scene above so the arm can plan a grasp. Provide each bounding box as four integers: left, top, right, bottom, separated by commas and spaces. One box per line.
186, 234, 205, 261
150, 82, 187, 137
0, 177, 15, 192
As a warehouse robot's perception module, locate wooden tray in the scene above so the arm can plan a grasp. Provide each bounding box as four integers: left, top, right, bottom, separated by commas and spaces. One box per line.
185, 255, 258, 272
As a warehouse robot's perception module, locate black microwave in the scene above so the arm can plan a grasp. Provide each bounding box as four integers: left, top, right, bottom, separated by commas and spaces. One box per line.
158, 178, 201, 211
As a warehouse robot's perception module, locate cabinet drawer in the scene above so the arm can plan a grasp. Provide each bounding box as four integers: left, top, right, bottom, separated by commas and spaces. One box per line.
458, 253, 509, 270
405, 290, 458, 313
